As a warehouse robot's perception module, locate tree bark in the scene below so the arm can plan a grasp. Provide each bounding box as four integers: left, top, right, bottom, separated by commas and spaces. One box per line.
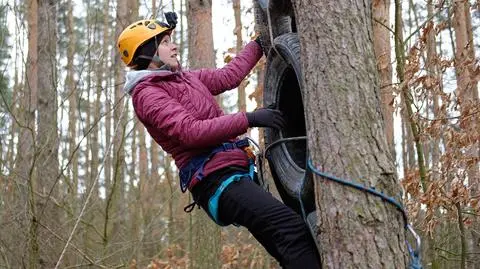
372, 0, 395, 159
105, 0, 129, 255
425, 2, 442, 267
66, 0, 78, 210
22, 0, 38, 267
187, 0, 222, 107
186, 1, 221, 267
292, 0, 407, 267
37, 0, 58, 266
233, 0, 246, 113
452, 1, 479, 267
452, 0, 479, 196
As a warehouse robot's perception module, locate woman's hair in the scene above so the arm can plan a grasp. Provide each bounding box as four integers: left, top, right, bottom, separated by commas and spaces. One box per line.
131, 35, 159, 70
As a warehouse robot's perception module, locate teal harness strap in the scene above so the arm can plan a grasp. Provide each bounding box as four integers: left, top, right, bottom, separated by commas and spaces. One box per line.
208, 161, 255, 226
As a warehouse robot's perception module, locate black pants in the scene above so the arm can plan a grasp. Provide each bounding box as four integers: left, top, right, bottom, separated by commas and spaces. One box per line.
191, 167, 321, 268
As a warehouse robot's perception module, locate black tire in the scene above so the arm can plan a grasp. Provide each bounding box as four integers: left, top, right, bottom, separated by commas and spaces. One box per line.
253, 1, 293, 56
264, 33, 314, 214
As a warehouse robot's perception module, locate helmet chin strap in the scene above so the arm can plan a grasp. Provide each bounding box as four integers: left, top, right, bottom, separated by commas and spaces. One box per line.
135, 55, 166, 68
149, 35, 168, 69
152, 35, 163, 67
135, 35, 171, 70
152, 55, 163, 65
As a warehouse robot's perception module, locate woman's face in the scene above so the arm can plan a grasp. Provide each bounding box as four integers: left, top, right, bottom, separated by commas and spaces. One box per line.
155, 34, 179, 70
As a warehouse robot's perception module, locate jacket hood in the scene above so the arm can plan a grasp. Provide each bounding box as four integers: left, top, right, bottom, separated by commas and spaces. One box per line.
123, 67, 175, 95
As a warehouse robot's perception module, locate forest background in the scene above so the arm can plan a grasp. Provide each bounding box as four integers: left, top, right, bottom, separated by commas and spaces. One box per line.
0, 0, 479, 268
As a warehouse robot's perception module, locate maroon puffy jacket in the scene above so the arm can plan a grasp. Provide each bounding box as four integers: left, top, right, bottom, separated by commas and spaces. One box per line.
129, 41, 262, 188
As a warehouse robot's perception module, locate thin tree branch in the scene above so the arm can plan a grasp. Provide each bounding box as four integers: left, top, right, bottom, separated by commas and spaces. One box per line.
373, 17, 395, 36
32, 189, 105, 239
404, 5, 448, 44
54, 96, 129, 269
39, 92, 128, 219
417, 108, 480, 121
36, 220, 106, 268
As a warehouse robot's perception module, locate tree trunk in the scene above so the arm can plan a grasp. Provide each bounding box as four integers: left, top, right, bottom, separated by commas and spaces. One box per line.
178, 0, 185, 65
187, 0, 222, 107
103, 0, 112, 197
64, 1, 78, 264
372, 0, 395, 159
164, 154, 175, 245
151, 0, 156, 17
137, 121, 147, 259
425, 1, 442, 267
66, 0, 78, 211
36, 0, 58, 267
233, 0, 246, 112
186, 1, 221, 267
22, 0, 38, 267
292, 0, 407, 267
426, 0, 442, 180
452, 1, 479, 267
453, 0, 478, 186
105, 0, 129, 255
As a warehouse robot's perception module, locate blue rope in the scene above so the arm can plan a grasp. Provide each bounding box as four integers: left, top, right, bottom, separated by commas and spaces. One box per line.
306, 159, 408, 226
306, 158, 423, 269
408, 244, 423, 269
263, 136, 422, 267
298, 173, 308, 221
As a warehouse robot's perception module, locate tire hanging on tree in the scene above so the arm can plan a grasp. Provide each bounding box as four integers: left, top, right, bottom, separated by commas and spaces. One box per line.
264, 33, 315, 215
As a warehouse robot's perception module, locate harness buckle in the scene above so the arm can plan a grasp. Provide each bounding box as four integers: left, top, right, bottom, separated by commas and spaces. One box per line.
222, 143, 236, 151
244, 146, 256, 161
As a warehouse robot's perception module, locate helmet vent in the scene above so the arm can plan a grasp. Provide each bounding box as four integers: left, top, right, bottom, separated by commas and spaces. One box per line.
123, 50, 129, 57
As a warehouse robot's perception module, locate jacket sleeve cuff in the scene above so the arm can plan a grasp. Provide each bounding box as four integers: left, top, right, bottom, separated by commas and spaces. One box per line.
241, 112, 250, 130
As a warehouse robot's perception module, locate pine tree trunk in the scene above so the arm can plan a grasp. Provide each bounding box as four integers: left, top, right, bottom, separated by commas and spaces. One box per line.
104, 0, 112, 198
452, 2, 479, 267
292, 0, 407, 267
98, 0, 112, 256
151, 0, 156, 17
233, 0, 246, 113
425, 1, 443, 267
37, 0, 58, 266
426, 0, 442, 179
187, 0, 222, 106
66, 0, 78, 211
186, 1, 221, 267
164, 155, 175, 245
178, 0, 185, 65
137, 121, 148, 260
21, 0, 38, 265
372, 0, 395, 159
453, 0, 479, 188
105, 0, 128, 256
64, 1, 78, 265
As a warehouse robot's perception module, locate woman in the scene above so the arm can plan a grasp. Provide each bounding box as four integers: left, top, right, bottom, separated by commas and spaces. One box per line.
117, 13, 320, 268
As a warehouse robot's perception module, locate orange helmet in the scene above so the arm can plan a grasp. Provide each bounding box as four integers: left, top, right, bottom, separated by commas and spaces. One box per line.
117, 18, 174, 66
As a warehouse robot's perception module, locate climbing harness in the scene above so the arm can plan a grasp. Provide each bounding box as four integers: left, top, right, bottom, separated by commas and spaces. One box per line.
207, 161, 255, 226
179, 138, 252, 192
262, 136, 423, 269
179, 137, 257, 226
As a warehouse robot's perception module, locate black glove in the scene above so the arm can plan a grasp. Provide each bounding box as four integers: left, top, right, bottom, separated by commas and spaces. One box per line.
246, 108, 286, 130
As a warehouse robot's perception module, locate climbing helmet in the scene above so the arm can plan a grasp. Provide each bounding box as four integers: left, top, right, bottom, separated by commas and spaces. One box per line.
117, 19, 174, 66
